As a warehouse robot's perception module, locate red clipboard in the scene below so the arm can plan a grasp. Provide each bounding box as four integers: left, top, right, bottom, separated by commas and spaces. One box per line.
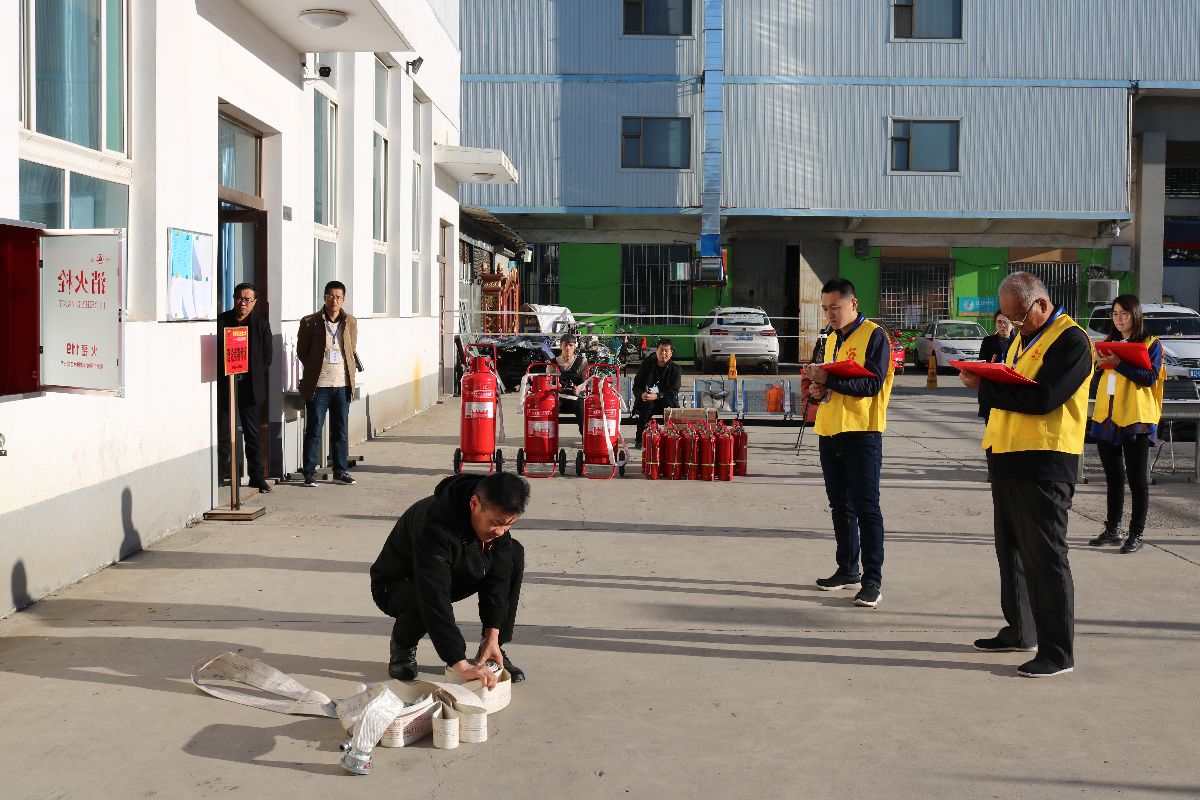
1094, 341, 1152, 371
821, 359, 874, 378
950, 360, 1038, 385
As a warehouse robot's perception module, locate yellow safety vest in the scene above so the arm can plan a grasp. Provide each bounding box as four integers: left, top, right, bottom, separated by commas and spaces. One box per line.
815, 318, 894, 436
982, 313, 1091, 455
1091, 336, 1165, 427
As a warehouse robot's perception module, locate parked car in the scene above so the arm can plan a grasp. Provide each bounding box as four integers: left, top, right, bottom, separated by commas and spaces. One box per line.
1085, 302, 1200, 383
887, 329, 907, 373
694, 306, 780, 373
913, 320, 988, 369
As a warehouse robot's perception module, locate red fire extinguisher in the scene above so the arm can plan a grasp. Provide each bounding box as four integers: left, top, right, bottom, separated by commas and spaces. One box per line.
641, 420, 662, 479
715, 423, 735, 481
578, 364, 627, 478
518, 362, 568, 478
660, 424, 681, 480
697, 425, 716, 481
456, 346, 503, 474
732, 421, 749, 476
681, 424, 699, 480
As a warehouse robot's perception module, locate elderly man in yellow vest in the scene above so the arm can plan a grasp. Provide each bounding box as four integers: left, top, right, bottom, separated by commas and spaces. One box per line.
959, 272, 1093, 678
802, 278, 894, 609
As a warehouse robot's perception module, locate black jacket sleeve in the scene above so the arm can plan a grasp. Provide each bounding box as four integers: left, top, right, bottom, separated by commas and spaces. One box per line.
979, 326, 1093, 415
476, 538, 514, 630
412, 524, 469, 666
824, 328, 889, 398
632, 359, 652, 396
664, 362, 682, 399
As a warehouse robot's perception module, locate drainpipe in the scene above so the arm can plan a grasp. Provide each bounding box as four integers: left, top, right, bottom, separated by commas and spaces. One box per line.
699, 0, 723, 263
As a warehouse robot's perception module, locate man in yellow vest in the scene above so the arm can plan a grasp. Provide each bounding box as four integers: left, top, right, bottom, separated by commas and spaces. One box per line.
959, 272, 1093, 678
802, 278, 894, 608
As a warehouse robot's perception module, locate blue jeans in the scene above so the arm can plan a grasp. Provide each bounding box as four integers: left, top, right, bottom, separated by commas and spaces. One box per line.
303, 386, 351, 475
818, 431, 885, 589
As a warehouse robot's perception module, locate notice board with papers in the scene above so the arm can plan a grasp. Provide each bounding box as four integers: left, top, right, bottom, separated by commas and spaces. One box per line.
166, 228, 215, 320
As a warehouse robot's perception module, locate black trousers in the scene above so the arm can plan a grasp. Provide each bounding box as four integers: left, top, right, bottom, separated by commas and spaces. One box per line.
380, 540, 525, 656
990, 478, 1075, 668
1096, 437, 1151, 533
217, 383, 265, 481
634, 398, 675, 438
559, 396, 585, 436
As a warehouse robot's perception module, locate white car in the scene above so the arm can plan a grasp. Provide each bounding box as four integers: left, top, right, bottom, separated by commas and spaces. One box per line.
694, 306, 780, 373
1085, 302, 1200, 383
913, 319, 988, 369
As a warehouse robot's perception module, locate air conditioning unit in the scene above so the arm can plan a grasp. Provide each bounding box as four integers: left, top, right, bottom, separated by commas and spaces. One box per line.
670, 261, 691, 282
1087, 279, 1119, 304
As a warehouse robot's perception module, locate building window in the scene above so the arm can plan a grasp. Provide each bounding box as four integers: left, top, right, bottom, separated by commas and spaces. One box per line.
218, 116, 260, 197
373, 251, 387, 314
879, 259, 952, 330
624, 0, 692, 36
893, 0, 962, 40
314, 238, 336, 308
372, 134, 388, 243
22, 0, 127, 154
19, 159, 129, 228
521, 244, 560, 306
374, 57, 388, 127
621, 117, 690, 169
890, 119, 959, 173
314, 91, 338, 226
621, 244, 693, 326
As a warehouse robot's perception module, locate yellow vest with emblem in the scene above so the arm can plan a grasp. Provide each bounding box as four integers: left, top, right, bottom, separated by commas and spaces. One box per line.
815, 318, 894, 436
982, 313, 1091, 455
1091, 336, 1165, 427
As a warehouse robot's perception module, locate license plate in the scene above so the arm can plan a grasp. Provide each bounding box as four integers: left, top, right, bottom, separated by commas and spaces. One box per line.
1190, 368, 1200, 379
734, 335, 754, 341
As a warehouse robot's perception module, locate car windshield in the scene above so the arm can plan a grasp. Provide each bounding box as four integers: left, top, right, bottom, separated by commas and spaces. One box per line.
717, 312, 768, 327
935, 323, 986, 340
1143, 312, 1200, 337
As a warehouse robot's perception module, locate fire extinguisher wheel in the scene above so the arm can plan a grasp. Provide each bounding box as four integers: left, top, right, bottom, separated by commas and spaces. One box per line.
493, 450, 505, 473
516, 448, 526, 474
558, 448, 568, 476
453, 448, 464, 475
575, 450, 584, 477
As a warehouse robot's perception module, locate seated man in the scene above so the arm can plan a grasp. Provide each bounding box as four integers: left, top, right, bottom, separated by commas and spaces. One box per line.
370, 472, 531, 687
554, 333, 588, 436
632, 338, 683, 443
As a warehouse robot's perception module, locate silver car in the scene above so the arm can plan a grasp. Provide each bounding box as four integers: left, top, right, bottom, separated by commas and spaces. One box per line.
914, 320, 988, 369
694, 306, 780, 374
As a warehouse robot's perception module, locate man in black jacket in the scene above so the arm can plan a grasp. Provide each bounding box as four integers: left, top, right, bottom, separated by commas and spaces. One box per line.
371, 473, 531, 687
632, 338, 683, 442
217, 283, 273, 492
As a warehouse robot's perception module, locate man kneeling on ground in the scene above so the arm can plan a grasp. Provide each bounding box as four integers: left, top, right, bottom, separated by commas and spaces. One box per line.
370, 472, 530, 688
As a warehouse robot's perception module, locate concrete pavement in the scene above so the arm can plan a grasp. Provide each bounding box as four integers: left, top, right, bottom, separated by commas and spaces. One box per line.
1, 373, 1198, 799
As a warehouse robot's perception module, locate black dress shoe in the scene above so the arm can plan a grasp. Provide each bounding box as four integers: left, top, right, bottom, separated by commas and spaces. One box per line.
500, 648, 525, 682
1120, 531, 1144, 554
388, 643, 418, 681
248, 478, 273, 493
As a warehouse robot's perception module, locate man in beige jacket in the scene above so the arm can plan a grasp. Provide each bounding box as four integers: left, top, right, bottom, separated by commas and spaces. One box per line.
297, 280, 358, 487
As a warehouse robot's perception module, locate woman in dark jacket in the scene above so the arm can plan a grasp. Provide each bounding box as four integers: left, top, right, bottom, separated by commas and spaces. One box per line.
977, 309, 1014, 421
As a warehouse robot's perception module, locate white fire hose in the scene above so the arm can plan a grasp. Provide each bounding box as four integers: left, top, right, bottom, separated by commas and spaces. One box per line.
191, 651, 510, 776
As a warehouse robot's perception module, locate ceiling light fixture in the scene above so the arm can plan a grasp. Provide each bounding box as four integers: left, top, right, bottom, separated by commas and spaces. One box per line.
472, 172, 496, 181
298, 9, 348, 30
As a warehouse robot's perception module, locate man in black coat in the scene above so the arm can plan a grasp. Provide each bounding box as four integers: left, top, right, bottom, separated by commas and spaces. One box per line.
217, 282, 273, 492
632, 338, 683, 442
370, 473, 531, 687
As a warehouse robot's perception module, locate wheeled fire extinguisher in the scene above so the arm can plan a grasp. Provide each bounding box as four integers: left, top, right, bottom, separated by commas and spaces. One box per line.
732, 421, 749, 476
715, 423, 735, 481
641, 420, 662, 480
577, 363, 627, 478
697, 425, 716, 481
517, 362, 568, 478
455, 345, 503, 474
660, 424, 681, 480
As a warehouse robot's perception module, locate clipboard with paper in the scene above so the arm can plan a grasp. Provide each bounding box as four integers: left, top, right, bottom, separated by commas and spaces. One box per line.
820, 359, 874, 378
1094, 341, 1152, 371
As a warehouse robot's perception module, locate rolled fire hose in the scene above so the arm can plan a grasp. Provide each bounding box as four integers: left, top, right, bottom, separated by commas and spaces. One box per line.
190, 652, 509, 776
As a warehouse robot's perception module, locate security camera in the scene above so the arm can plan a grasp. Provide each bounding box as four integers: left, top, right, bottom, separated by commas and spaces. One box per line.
318, 65, 332, 78
1110, 223, 1121, 238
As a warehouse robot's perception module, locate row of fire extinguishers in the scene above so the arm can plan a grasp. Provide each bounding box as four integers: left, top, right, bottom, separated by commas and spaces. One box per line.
639, 419, 749, 481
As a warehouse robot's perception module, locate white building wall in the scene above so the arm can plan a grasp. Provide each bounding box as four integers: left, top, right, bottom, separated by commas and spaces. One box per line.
1, 0, 464, 614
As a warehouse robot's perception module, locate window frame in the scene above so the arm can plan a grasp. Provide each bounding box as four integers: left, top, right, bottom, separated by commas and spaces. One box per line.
620, 116, 693, 171
19, 157, 131, 229
887, 116, 962, 176
19, 0, 130, 157
890, 0, 965, 43
622, 0, 695, 37
313, 86, 339, 229
620, 244, 694, 326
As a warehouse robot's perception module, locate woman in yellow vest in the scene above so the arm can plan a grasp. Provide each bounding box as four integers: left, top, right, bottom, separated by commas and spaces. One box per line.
1087, 295, 1164, 554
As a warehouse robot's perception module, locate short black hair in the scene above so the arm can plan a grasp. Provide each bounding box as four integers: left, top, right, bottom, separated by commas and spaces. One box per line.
559, 333, 578, 345
821, 278, 857, 298
474, 473, 530, 516
992, 309, 1008, 322
324, 280, 347, 296
655, 338, 674, 349
233, 282, 257, 298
